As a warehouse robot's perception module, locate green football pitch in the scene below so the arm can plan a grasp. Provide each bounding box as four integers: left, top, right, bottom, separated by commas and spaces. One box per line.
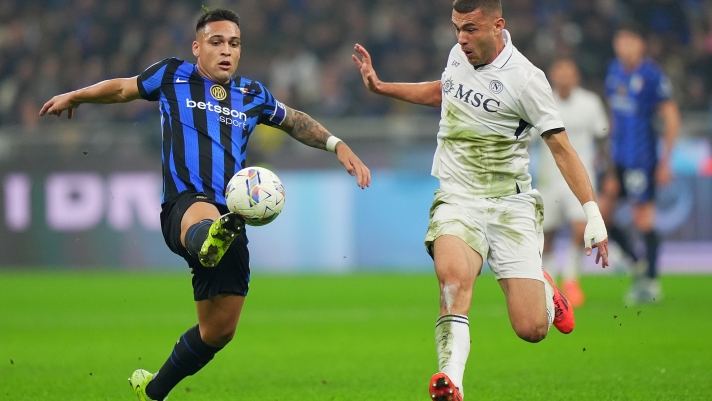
1, 271, 711, 400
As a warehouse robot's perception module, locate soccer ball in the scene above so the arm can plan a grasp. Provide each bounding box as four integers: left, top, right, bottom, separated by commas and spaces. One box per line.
225, 166, 285, 226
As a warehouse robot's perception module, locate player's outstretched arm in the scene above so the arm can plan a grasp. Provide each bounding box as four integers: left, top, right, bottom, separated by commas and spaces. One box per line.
543, 129, 609, 267
352, 44, 442, 107
39, 77, 142, 119
279, 107, 371, 189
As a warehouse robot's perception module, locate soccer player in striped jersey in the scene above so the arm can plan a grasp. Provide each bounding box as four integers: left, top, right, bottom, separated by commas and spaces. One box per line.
599, 24, 680, 304
353, 1, 608, 399
40, 7, 370, 401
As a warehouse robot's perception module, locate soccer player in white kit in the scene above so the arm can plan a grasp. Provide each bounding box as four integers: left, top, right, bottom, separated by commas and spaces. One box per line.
352, 1, 609, 400
535, 60, 609, 308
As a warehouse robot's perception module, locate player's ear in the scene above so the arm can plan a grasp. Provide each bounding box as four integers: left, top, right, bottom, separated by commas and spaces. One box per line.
192, 41, 200, 57
494, 17, 505, 33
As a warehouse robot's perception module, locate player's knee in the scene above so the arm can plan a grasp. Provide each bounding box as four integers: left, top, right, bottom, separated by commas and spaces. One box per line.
438, 281, 471, 314
201, 326, 236, 348
513, 321, 549, 343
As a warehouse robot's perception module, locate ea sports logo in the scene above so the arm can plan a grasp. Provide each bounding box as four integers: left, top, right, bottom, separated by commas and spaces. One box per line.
489, 80, 504, 94
210, 84, 227, 101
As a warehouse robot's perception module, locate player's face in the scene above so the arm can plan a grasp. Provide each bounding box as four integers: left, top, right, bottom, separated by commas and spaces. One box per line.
452, 9, 505, 66
614, 31, 645, 69
549, 61, 580, 94
193, 21, 242, 84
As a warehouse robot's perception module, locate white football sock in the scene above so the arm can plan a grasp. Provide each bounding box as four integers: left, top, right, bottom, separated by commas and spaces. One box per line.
435, 314, 470, 396
543, 279, 555, 330
562, 242, 582, 281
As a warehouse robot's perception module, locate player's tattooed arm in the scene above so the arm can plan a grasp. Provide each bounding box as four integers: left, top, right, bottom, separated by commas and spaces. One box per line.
279, 106, 371, 189
279, 107, 332, 150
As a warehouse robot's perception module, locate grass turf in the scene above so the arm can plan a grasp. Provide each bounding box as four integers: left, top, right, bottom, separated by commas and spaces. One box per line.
1, 271, 711, 400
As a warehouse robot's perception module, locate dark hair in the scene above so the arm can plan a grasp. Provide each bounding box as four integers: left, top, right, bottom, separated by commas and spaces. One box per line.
616, 21, 647, 39
196, 6, 240, 32
452, 0, 502, 16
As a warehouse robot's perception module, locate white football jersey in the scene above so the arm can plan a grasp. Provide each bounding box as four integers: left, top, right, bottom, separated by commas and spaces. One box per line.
536, 87, 609, 188
432, 29, 564, 198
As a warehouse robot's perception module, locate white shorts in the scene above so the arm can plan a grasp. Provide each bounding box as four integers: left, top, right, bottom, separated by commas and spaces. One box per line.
424, 189, 545, 283
538, 181, 586, 232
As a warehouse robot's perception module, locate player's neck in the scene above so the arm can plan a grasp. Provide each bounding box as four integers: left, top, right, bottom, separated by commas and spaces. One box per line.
621, 58, 644, 73
486, 35, 506, 65
196, 65, 231, 85
556, 87, 573, 99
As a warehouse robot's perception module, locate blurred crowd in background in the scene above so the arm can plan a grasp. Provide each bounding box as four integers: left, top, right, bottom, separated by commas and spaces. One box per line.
1, 0, 711, 130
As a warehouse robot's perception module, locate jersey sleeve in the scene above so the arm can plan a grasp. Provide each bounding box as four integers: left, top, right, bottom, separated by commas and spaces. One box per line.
257, 83, 287, 127
136, 58, 174, 102
518, 70, 565, 135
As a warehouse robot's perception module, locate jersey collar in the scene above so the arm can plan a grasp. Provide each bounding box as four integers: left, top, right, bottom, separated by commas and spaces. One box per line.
489, 29, 514, 69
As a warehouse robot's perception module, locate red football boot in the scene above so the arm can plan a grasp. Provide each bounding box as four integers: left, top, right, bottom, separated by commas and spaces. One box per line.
429, 372, 462, 401
543, 270, 575, 334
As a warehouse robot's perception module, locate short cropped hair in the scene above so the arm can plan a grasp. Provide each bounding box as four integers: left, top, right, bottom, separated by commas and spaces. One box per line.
452, 0, 502, 16
196, 7, 240, 32
616, 20, 647, 39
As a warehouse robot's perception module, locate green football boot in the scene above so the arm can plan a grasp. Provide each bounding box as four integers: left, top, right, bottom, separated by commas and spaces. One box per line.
198, 213, 244, 268
128, 369, 154, 401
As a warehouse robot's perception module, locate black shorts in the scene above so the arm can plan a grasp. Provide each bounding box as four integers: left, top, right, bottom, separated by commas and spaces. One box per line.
614, 165, 656, 204
160, 191, 250, 301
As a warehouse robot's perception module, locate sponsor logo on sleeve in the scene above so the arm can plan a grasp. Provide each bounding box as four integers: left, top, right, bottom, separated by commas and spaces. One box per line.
442, 76, 455, 95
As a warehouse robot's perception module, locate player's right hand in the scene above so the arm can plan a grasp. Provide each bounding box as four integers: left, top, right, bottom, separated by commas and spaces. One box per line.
39, 93, 80, 119
352, 44, 382, 94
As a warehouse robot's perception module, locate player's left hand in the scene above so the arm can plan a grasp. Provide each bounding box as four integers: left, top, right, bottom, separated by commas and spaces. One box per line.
583, 202, 609, 268
335, 142, 371, 189
587, 236, 609, 268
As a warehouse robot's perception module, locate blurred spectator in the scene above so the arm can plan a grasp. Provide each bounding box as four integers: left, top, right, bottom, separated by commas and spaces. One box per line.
0, 0, 710, 129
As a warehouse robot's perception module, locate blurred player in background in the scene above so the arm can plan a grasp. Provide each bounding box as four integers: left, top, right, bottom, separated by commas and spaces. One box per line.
40, 7, 370, 401
536, 59, 609, 307
599, 24, 680, 304
352, 0, 608, 399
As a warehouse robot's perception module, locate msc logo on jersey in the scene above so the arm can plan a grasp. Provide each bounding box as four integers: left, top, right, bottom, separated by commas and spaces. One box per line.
489, 80, 504, 94
452, 83, 501, 113
210, 84, 227, 101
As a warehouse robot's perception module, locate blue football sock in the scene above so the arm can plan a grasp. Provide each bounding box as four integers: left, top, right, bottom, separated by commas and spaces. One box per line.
184, 220, 213, 257
146, 325, 222, 400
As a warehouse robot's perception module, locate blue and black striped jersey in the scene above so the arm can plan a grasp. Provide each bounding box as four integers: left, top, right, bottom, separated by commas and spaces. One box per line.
605, 59, 671, 169
137, 57, 287, 204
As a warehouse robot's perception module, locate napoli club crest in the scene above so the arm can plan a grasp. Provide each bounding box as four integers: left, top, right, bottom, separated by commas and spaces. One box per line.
489, 80, 504, 94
